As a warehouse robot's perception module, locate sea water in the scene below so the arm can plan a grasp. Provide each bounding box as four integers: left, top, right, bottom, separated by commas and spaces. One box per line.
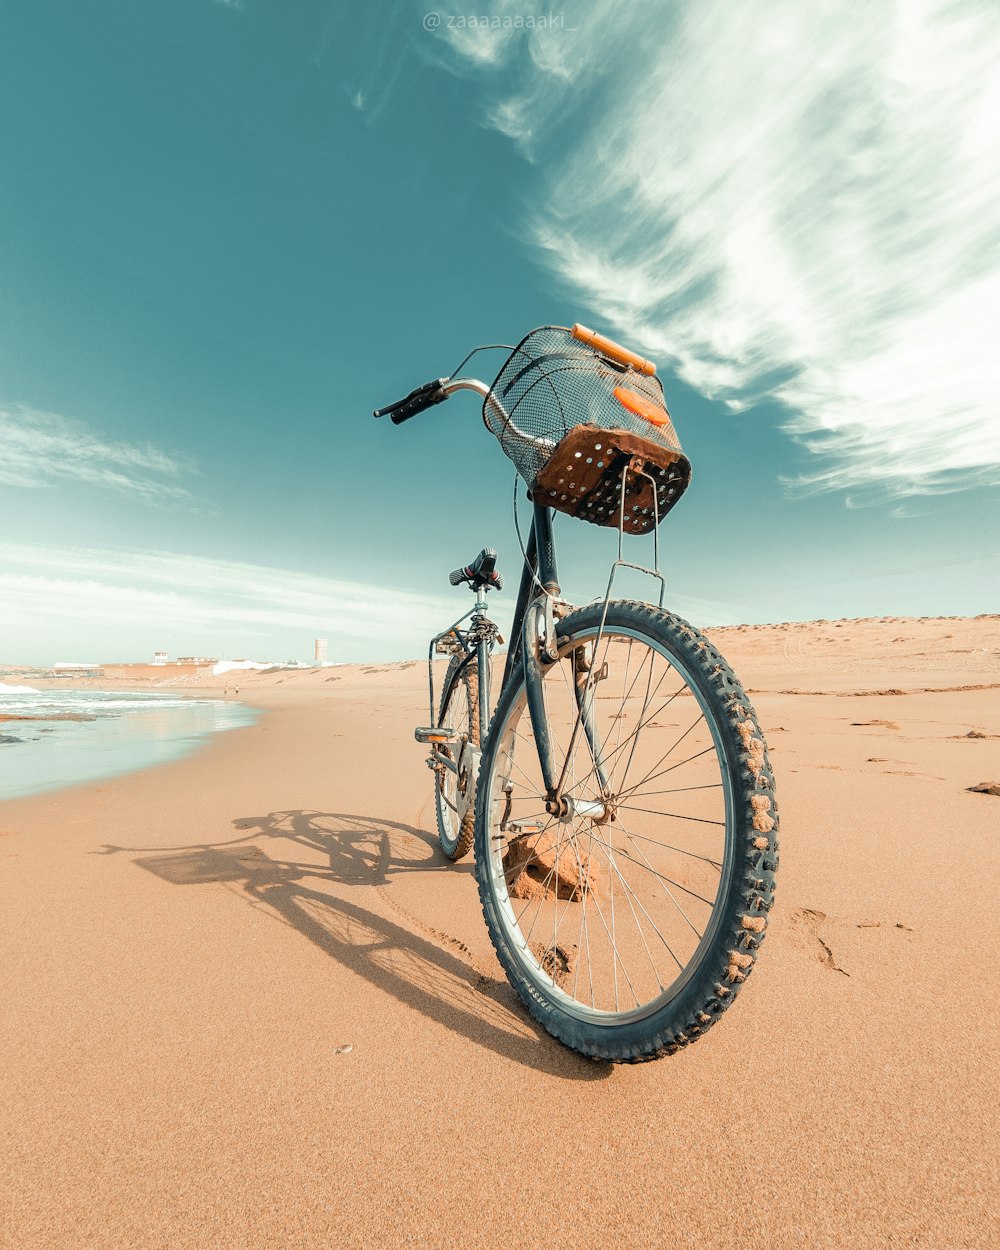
0, 685, 256, 801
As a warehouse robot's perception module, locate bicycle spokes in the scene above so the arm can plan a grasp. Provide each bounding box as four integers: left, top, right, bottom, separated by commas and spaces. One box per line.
485, 624, 731, 1018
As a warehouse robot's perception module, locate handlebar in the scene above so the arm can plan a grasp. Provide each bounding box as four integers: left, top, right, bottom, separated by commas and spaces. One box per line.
373, 374, 555, 470
373, 378, 450, 424
373, 376, 495, 421
374, 324, 657, 433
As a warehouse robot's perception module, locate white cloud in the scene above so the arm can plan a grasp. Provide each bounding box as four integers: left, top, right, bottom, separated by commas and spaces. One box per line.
438, 0, 1000, 499
0, 542, 457, 661
0, 406, 193, 505
437, 9, 516, 66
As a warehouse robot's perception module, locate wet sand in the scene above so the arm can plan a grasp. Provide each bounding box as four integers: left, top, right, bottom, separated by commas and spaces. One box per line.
1, 615, 998, 1248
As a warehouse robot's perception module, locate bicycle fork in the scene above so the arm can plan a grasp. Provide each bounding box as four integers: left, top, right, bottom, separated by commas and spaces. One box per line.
521, 465, 667, 822
522, 592, 611, 822
509, 503, 610, 822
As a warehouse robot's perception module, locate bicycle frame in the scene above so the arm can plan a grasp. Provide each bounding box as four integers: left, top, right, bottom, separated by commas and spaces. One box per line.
427, 500, 608, 814
422, 376, 613, 814
426, 588, 497, 744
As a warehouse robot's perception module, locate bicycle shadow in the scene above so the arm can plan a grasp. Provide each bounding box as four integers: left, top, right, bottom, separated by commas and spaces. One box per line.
99, 810, 612, 1080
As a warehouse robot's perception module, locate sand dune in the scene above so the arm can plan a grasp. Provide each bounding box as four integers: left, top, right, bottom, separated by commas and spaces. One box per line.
1, 614, 998, 1248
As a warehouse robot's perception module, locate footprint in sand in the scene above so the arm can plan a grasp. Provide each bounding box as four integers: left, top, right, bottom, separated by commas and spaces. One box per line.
790, 907, 917, 977
789, 907, 850, 977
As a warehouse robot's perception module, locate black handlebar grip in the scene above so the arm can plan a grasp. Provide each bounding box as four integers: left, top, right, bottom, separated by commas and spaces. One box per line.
373, 378, 449, 423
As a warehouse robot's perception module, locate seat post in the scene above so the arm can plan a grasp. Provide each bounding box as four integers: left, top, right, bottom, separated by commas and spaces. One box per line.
471, 586, 491, 739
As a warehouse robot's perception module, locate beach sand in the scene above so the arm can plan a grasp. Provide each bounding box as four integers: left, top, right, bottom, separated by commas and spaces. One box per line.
1, 615, 998, 1248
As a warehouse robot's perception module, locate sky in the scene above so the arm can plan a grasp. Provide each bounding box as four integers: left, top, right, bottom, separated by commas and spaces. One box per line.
1, 0, 998, 666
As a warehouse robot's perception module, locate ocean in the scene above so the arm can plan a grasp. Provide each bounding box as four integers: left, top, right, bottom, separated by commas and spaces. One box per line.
0, 685, 256, 801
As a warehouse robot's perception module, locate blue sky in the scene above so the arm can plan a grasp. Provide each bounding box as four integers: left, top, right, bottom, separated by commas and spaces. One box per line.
1, 0, 998, 665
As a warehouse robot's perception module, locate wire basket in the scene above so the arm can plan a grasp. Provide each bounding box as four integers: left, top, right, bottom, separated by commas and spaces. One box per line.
483, 326, 691, 534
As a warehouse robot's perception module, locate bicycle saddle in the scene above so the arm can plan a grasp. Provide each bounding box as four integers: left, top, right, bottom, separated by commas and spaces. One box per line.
449, 548, 503, 591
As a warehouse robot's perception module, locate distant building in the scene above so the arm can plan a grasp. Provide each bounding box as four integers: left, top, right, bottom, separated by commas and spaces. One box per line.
315, 639, 328, 663
153, 651, 168, 665
52, 663, 103, 677
100, 658, 217, 680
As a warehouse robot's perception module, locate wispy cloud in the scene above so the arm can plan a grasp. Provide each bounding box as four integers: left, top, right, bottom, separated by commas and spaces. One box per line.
434, 0, 1000, 499
0, 542, 456, 659
322, 3, 409, 124
0, 406, 193, 505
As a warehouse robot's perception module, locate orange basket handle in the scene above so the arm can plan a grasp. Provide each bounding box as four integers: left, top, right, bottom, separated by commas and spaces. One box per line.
571, 324, 656, 377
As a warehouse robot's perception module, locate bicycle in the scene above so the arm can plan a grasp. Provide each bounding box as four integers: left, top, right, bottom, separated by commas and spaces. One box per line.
374, 323, 778, 1063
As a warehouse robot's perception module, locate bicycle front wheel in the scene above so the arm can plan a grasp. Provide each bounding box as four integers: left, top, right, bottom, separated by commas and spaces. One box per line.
474, 601, 778, 1062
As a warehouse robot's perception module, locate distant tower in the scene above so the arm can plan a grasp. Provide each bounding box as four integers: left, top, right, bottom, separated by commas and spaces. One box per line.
315, 639, 328, 663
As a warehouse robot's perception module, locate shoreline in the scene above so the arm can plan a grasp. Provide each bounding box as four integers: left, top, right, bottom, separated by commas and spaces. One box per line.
0, 690, 258, 804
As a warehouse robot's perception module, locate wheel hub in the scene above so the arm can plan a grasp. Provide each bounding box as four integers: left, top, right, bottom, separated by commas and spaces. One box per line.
544, 794, 616, 824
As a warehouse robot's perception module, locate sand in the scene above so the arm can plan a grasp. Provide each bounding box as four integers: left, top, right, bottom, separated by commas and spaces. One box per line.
1, 615, 998, 1249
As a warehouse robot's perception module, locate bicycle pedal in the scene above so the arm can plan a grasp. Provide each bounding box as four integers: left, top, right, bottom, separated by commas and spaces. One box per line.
415, 726, 457, 745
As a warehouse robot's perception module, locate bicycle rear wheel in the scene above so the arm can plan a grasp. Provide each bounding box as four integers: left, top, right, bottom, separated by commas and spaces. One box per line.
474, 601, 778, 1062
435, 656, 479, 860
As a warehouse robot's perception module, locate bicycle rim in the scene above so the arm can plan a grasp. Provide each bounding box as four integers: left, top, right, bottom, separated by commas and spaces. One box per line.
436, 659, 477, 859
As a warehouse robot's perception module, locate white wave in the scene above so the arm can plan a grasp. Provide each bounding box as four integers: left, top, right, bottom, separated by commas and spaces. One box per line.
0, 690, 203, 716
0, 683, 39, 694
53, 699, 196, 712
